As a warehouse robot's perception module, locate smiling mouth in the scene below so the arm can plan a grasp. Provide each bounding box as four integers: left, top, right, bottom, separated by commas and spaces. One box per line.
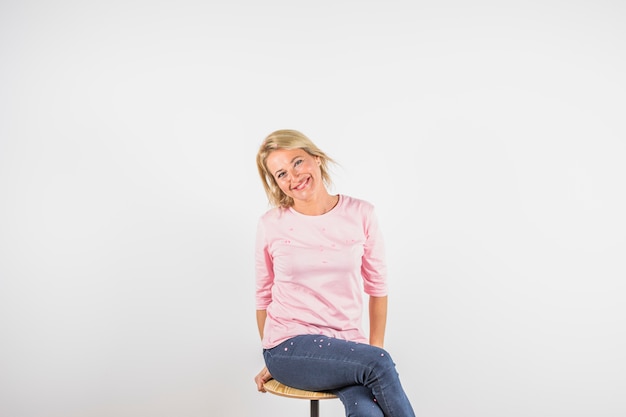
291, 177, 310, 191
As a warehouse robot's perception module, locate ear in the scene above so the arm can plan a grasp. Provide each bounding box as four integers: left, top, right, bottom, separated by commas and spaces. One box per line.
315, 156, 321, 166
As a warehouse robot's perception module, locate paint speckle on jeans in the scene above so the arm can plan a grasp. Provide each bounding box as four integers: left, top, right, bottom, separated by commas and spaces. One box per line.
284, 347, 288, 351
381, 353, 385, 356
319, 345, 322, 348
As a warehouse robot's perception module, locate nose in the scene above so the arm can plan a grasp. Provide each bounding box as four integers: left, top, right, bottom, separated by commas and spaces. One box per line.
288, 169, 305, 187
286, 166, 300, 181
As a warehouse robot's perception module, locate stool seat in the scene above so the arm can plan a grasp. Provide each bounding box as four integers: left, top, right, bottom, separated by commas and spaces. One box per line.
263, 379, 337, 417
263, 379, 337, 400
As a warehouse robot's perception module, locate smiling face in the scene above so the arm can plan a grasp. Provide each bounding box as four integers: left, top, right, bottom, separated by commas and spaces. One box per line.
265, 148, 324, 206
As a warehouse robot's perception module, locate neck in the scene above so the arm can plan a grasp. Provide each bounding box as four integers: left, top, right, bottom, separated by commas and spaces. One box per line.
292, 194, 339, 216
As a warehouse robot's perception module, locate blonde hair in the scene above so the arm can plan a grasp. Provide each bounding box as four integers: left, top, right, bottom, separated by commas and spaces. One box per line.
256, 129, 335, 208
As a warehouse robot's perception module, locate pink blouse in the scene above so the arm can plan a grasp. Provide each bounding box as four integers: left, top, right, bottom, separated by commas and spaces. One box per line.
255, 195, 388, 349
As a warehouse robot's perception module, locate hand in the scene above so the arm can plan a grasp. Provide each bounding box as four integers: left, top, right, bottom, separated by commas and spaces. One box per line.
254, 366, 273, 392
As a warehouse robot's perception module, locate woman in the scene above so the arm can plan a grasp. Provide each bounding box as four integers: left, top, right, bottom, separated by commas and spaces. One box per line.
253, 129, 415, 417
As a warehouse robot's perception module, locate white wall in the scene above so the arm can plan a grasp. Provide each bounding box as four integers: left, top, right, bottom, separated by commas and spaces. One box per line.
1, 1, 625, 416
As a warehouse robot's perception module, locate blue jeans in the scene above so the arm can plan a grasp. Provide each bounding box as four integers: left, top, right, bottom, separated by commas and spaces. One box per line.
264, 335, 415, 417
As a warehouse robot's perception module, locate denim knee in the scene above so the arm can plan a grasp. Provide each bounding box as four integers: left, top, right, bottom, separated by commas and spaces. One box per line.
335, 384, 384, 417
364, 348, 397, 381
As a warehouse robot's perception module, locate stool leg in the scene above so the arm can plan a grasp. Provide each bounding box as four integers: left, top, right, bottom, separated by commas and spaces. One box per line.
310, 399, 319, 417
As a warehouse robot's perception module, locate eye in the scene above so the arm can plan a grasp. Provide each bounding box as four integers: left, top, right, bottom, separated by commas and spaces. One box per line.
294, 159, 303, 167
276, 171, 286, 179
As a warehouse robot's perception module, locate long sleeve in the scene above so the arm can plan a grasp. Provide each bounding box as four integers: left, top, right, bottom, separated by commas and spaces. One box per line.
255, 218, 274, 310
254, 196, 388, 349
361, 206, 388, 297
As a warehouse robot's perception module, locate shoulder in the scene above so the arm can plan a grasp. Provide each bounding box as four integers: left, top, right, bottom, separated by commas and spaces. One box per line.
339, 194, 376, 214
258, 206, 291, 225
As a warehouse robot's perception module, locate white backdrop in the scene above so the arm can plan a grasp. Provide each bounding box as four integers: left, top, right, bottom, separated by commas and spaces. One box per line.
1, 1, 625, 416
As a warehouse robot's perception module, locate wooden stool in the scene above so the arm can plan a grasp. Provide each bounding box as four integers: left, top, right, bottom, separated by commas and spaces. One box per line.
263, 379, 338, 417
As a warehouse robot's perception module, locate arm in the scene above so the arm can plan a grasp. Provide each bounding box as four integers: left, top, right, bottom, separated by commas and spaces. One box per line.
256, 309, 267, 340
254, 309, 272, 392
254, 219, 274, 392
255, 218, 273, 344
369, 295, 388, 348
361, 206, 389, 348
